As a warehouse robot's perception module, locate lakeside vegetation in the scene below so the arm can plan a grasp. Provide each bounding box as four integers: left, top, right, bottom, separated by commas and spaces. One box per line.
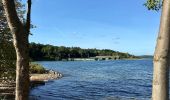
0, 63, 62, 98
30, 63, 47, 74
29, 42, 139, 61
0, 63, 48, 80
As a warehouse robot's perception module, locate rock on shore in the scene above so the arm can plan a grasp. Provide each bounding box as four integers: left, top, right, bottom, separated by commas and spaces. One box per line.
30, 70, 62, 81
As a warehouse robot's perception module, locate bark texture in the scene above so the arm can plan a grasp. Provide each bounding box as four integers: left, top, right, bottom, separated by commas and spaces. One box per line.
2, 0, 31, 100
152, 0, 170, 100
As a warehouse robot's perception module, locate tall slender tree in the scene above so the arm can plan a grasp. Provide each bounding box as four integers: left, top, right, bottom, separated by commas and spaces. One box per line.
145, 0, 170, 100
2, 0, 32, 99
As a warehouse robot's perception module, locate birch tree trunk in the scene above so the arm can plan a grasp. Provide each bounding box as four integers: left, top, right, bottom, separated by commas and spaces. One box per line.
152, 0, 170, 100
2, 0, 31, 100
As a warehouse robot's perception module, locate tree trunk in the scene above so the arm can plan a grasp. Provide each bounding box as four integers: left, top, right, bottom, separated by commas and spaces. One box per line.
2, 0, 31, 100
13, 31, 30, 100
152, 0, 170, 100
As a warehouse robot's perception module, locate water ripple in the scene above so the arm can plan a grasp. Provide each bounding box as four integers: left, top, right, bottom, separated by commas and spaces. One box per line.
30, 60, 153, 100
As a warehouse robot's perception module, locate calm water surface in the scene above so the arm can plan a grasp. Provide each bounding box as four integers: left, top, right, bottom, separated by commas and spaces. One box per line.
30, 59, 153, 100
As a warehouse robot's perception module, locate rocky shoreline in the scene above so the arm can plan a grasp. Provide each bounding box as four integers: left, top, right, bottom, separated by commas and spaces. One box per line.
0, 70, 62, 98
30, 70, 62, 81
30, 70, 62, 88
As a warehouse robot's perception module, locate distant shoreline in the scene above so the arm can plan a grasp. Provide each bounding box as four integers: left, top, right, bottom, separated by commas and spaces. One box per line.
33, 57, 141, 62
29, 42, 139, 61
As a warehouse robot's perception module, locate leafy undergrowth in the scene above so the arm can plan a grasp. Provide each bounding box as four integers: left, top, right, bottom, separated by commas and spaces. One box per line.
29, 63, 47, 74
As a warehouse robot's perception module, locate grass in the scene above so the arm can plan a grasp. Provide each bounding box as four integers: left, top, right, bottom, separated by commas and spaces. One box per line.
29, 63, 46, 74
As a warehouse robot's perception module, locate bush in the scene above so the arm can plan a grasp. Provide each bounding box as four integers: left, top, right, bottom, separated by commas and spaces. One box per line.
29, 63, 46, 74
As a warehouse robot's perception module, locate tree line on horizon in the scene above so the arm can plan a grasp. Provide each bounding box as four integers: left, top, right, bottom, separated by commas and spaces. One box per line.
29, 42, 137, 61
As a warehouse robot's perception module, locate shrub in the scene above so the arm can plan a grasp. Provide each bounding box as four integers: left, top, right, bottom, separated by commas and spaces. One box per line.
29, 63, 46, 74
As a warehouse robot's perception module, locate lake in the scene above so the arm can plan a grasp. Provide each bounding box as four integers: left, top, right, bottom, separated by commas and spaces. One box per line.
30, 59, 153, 100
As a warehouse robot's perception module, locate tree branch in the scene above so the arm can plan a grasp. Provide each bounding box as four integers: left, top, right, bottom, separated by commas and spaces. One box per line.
26, 0, 31, 34
2, 0, 22, 33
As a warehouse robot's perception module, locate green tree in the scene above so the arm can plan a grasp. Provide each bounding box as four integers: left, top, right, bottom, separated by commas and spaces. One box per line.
144, 0, 162, 11
0, 0, 24, 79
2, 0, 32, 99
145, 0, 170, 100
0, 0, 15, 78
29, 42, 136, 61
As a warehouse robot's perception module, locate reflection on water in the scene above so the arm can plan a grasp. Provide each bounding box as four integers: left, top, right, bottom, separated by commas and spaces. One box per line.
30, 60, 153, 100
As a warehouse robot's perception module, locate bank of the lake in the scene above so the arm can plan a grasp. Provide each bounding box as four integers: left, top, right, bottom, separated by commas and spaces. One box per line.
30, 59, 153, 100
0, 69, 62, 99
30, 73, 62, 82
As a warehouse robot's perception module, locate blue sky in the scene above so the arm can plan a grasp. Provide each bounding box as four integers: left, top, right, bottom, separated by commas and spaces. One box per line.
28, 0, 161, 55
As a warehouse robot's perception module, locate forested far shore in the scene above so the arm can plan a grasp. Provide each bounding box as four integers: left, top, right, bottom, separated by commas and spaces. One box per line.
29, 42, 139, 61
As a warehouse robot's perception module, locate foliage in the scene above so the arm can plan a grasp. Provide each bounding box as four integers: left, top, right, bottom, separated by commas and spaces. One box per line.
29, 42, 137, 61
0, 0, 25, 79
144, 0, 163, 11
0, 43, 16, 78
29, 63, 46, 74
